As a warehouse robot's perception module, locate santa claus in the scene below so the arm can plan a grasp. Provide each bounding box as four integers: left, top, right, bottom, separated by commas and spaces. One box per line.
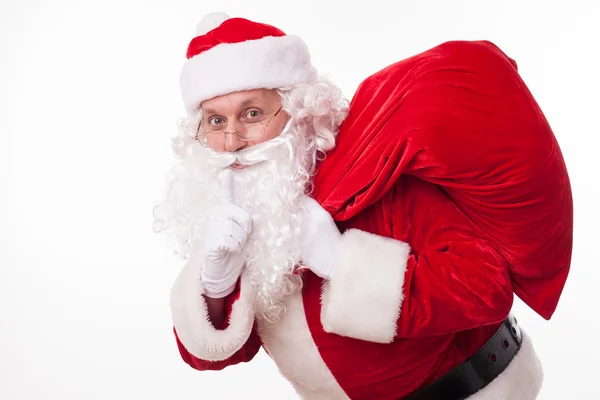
154, 12, 573, 400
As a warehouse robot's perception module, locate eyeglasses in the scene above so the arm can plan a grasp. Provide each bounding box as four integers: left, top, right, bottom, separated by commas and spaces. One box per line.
195, 106, 283, 148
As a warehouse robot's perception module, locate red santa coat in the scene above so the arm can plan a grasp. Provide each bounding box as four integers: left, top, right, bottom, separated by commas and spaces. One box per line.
170, 40, 572, 399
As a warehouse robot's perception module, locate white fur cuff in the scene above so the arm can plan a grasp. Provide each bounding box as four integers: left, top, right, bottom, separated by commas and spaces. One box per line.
170, 250, 255, 361
320, 229, 411, 343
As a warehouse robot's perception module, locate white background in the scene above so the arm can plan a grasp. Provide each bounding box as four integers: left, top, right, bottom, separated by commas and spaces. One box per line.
1, 0, 599, 399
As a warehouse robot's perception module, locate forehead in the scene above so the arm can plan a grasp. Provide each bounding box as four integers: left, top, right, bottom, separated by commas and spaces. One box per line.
201, 89, 279, 113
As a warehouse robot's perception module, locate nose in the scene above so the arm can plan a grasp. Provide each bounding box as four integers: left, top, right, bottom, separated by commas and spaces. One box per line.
224, 131, 246, 152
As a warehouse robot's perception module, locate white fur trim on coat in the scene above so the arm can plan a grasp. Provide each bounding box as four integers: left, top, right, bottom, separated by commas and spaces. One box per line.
468, 329, 543, 400
170, 249, 255, 361
180, 35, 318, 112
320, 229, 411, 343
258, 290, 349, 400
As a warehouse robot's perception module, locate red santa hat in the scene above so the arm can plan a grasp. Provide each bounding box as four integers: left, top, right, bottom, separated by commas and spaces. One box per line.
180, 12, 318, 113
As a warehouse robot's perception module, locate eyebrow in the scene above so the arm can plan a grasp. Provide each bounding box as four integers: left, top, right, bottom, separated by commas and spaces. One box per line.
202, 97, 262, 116
239, 97, 261, 108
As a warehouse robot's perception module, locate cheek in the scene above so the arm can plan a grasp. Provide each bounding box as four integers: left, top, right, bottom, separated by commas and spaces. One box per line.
249, 125, 282, 146
263, 123, 284, 140
206, 134, 226, 151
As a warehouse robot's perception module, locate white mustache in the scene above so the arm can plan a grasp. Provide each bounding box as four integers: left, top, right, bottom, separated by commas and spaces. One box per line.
205, 128, 294, 169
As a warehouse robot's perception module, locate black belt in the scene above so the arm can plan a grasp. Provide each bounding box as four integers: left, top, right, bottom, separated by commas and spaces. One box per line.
404, 315, 523, 400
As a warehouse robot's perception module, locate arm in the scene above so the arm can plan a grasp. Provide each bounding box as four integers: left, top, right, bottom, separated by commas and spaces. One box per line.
170, 247, 259, 366
315, 175, 507, 342
170, 168, 261, 367
320, 177, 513, 342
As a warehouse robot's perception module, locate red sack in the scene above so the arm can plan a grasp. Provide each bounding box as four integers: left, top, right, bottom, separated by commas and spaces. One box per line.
313, 40, 573, 319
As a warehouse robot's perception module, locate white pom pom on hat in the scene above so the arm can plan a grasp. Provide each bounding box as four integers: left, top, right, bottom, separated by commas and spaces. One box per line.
195, 12, 230, 35
180, 12, 318, 113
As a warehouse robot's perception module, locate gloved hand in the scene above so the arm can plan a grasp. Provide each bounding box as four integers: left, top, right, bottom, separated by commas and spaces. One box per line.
202, 169, 253, 298
298, 195, 342, 280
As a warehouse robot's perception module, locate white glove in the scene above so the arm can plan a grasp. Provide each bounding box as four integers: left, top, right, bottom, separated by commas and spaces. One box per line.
202, 169, 253, 298
298, 195, 342, 280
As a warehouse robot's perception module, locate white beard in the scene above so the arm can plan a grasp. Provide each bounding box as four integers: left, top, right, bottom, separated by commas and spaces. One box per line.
156, 124, 310, 322
224, 135, 307, 322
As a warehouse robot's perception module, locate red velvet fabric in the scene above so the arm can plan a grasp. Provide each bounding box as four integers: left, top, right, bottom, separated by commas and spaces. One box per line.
312, 40, 572, 321
186, 18, 286, 59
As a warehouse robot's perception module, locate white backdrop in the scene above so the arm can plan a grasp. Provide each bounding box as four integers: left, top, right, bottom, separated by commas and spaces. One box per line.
1, 0, 598, 399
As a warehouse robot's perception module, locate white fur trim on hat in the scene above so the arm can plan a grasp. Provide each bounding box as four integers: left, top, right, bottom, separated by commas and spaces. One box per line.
180, 35, 318, 112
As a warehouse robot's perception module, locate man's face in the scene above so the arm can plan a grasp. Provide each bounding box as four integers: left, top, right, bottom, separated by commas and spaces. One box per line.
199, 89, 289, 153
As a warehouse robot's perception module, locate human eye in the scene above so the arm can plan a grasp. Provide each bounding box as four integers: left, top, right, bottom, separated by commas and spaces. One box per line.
244, 109, 263, 120
208, 116, 225, 127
